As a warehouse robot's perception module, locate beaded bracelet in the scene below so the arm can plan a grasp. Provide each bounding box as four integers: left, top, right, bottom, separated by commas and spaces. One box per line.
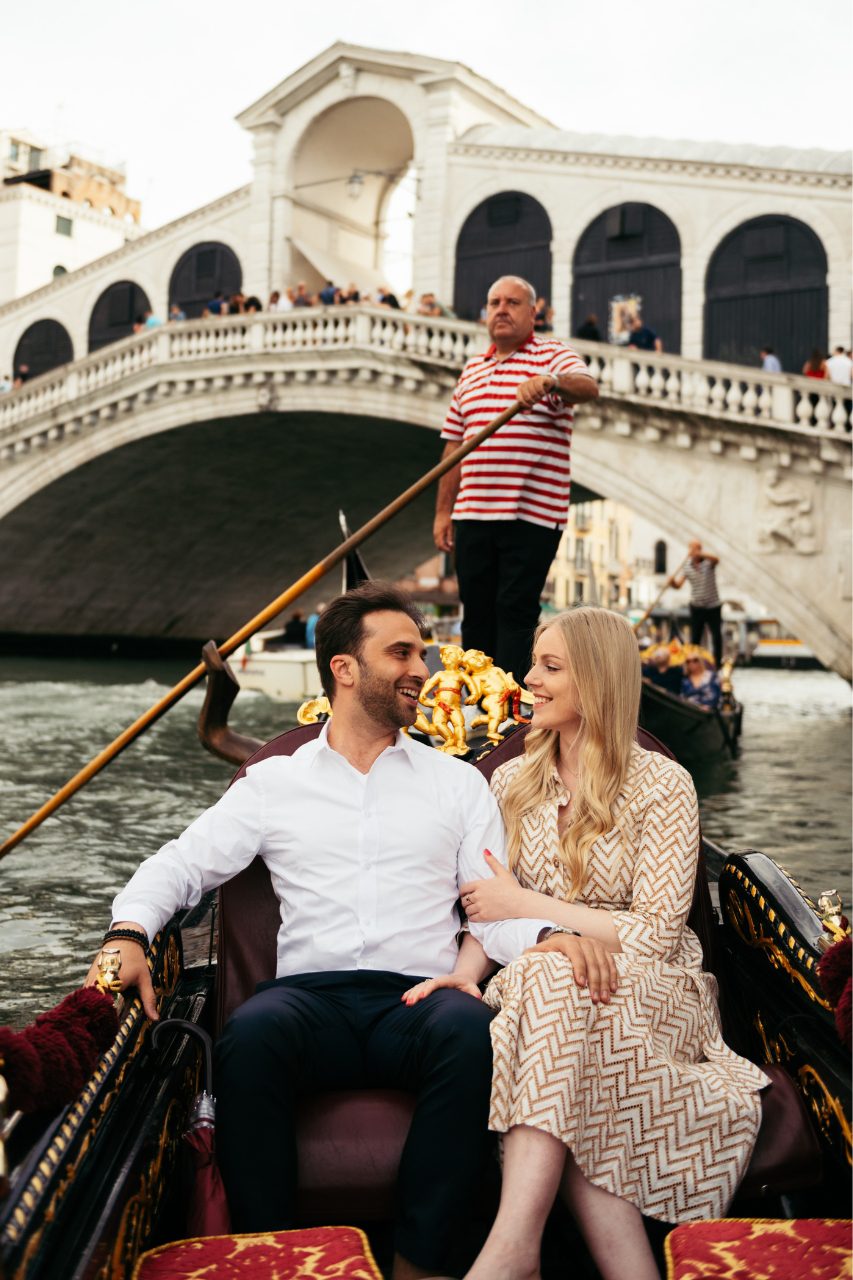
102, 927, 149, 951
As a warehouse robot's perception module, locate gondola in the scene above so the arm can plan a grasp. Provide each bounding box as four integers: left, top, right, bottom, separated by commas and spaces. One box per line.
0, 670, 849, 1280
639, 676, 742, 766
0, 415, 848, 1277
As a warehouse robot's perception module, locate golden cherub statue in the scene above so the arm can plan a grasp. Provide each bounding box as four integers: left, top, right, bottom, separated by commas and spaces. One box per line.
413, 644, 479, 755
463, 649, 529, 745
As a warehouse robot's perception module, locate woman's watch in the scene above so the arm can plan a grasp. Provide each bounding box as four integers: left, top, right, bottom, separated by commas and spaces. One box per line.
538, 925, 580, 943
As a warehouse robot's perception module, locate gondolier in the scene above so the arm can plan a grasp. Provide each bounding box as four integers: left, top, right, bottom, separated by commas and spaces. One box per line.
670, 540, 724, 668
433, 276, 598, 682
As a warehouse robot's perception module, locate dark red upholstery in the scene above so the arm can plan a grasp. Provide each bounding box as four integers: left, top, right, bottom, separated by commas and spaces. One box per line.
740, 1065, 822, 1197
295, 1091, 414, 1221
213, 722, 820, 1219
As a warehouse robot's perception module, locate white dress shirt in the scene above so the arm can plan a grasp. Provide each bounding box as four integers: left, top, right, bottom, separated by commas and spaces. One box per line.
112, 725, 551, 978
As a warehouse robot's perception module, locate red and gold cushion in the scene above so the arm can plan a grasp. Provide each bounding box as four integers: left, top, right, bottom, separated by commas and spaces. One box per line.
133, 1226, 382, 1279
665, 1218, 851, 1280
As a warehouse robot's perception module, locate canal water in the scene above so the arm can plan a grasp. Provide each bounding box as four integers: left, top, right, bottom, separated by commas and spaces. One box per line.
0, 658, 849, 1027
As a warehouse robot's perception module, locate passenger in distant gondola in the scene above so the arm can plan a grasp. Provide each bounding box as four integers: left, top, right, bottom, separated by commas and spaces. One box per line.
281, 608, 307, 646
405, 608, 767, 1280
680, 647, 722, 709
641, 644, 682, 695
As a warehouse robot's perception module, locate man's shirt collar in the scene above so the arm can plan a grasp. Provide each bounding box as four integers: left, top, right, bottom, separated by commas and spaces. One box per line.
483, 332, 538, 361
311, 718, 417, 769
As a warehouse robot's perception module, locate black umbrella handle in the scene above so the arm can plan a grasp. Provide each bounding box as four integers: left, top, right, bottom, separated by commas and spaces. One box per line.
152, 1018, 214, 1093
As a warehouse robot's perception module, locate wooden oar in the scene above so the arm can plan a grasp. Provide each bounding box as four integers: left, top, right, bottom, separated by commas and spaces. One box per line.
632, 556, 688, 635
0, 400, 523, 860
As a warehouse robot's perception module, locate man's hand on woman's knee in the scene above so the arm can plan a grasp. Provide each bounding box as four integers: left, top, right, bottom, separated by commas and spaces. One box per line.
401, 973, 483, 1006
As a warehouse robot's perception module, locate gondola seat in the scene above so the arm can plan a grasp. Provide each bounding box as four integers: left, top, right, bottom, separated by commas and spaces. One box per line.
214, 722, 821, 1221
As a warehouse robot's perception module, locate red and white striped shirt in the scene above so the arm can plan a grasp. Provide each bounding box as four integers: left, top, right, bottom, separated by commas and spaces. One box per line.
441, 334, 589, 530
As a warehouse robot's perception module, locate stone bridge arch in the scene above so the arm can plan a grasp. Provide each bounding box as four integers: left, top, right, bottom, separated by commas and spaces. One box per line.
0, 409, 443, 644
270, 92, 418, 296
13, 318, 74, 380
168, 241, 243, 318
88, 279, 153, 351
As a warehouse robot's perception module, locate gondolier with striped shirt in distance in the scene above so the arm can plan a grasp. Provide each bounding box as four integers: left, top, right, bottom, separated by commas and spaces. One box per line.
669, 540, 724, 668
434, 276, 599, 683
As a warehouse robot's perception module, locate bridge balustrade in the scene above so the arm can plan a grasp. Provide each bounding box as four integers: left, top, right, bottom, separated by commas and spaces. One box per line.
0, 307, 850, 462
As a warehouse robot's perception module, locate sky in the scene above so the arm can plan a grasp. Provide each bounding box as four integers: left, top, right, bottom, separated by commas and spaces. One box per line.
2, 0, 850, 232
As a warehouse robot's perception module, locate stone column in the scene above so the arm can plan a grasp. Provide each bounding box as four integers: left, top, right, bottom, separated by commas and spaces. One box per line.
552, 252, 571, 339
827, 261, 852, 351
412, 85, 455, 303
680, 250, 704, 359
242, 124, 279, 300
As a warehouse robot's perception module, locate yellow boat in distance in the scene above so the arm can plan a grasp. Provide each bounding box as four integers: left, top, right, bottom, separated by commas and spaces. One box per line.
744, 618, 824, 670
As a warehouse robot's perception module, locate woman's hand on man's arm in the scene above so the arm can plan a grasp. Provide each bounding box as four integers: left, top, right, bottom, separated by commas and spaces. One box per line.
460, 849, 543, 921
462, 850, 622, 954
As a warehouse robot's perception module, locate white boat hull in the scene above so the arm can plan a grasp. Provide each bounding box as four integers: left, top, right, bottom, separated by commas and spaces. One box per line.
232, 640, 321, 702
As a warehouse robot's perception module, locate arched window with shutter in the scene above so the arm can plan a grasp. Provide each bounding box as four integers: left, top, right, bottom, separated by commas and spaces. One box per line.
454, 193, 552, 322
572, 204, 682, 352
704, 216, 827, 373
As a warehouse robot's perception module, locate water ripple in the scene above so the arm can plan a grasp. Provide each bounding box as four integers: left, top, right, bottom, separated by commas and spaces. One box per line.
0, 658, 849, 1027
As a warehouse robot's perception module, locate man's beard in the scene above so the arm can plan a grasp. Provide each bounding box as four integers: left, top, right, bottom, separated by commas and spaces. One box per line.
355, 662, 417, 730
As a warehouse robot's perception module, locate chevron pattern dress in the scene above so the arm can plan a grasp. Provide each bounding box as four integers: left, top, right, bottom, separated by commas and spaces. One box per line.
484, 746, 769, 1224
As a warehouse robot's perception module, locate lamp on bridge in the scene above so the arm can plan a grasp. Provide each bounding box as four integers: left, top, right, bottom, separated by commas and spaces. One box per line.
294, 168, 409, 203
346, 171, 365, 201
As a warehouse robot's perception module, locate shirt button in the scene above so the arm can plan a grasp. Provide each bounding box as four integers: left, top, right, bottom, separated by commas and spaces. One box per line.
552, 856, 562, 868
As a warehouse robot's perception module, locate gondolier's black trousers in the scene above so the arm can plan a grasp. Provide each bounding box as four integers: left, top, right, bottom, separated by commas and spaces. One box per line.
215, 970, 496, 1271
454, 518, 562, 683
689, 604, 723, 668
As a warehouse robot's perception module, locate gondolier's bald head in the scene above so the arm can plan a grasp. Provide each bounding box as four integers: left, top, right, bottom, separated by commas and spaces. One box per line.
315, 582, 427, 707
486, 276, 537, 350
488, 275, 536, 305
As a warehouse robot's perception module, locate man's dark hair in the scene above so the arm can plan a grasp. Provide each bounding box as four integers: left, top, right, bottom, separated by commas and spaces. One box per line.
314, 581, 425, 702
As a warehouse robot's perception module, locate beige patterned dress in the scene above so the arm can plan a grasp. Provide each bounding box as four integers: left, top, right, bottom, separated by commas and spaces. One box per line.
484, 745, 768, 1224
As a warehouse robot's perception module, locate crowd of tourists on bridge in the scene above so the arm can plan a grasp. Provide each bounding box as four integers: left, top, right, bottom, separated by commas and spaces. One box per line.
3, 279, 851, 390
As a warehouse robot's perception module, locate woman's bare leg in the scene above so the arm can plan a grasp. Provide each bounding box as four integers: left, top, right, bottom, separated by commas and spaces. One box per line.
465, 1125, 566, 1280
559, 1153, 660, 1280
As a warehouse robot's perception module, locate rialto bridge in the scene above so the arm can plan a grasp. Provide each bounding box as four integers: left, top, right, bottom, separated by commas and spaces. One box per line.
0, 307, 849, 676
0, 43, 850, 385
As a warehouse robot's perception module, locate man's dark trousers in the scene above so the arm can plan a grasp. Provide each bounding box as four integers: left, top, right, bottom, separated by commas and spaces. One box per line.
454, 518, 562, 681
689, 604, 723, 668
215, 970, 496, 1272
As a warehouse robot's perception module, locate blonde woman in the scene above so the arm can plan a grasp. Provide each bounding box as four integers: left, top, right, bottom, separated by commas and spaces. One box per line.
406, 607, 767, 1280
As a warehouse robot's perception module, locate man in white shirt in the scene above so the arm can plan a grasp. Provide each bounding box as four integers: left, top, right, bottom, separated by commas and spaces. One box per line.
826, 346, 853, 386
86, 583, 612, 1280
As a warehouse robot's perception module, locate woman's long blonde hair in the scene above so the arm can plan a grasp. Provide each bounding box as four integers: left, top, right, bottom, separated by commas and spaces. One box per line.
502, 607, 641, 897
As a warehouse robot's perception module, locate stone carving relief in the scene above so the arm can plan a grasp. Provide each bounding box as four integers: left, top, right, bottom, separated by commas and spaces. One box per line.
756, 468, 820, 555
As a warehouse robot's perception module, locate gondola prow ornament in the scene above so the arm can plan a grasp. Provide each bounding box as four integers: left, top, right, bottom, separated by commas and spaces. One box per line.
95, 948, 124, 996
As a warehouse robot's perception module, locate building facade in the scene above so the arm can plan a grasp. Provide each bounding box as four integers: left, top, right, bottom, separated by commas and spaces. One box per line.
547, 500, 635, 611
0, 129, 142, 323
